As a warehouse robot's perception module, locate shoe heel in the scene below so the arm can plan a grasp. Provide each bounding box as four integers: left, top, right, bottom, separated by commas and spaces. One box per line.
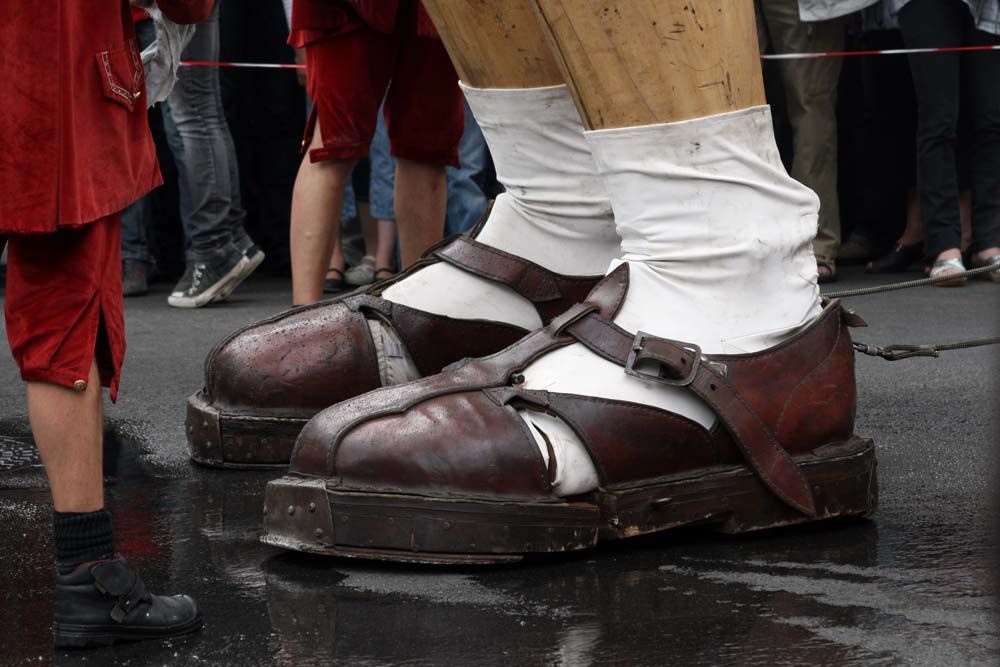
714, 437, 878, 534
598, 437, 877, 540
53, 624, 114, 649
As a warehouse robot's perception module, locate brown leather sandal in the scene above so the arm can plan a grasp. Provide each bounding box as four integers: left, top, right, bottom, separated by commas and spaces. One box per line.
187, 206, 603, 469
262, 265, 877, 564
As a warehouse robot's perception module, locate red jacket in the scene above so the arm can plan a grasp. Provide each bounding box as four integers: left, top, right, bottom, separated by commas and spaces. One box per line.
0, 0, 213, 235
290, 0, 439, 41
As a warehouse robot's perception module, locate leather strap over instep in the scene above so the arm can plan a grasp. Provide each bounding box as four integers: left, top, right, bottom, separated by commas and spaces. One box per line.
434, 236, 604, 310
560, 305, 823, 518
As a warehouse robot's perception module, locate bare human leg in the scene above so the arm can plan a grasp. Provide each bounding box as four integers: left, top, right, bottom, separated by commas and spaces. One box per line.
28, 361, 103, 512
375, 217, 398, 273
31, 359, 203, 646
358, 201, 378, 260
290, 116, 356, 305
393, 158, 447, 269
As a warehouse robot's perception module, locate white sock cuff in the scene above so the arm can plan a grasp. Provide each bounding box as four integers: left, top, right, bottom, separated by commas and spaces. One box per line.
584, 106, 781, 161
458, 82, 620, 275
581, 105, 820, 262
582, 106, 815, 200
459, 82, 580, 123
581, 105, 823, 351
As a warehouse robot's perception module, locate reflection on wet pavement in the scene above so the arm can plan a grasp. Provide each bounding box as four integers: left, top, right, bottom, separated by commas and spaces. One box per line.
1, 415, 995, 667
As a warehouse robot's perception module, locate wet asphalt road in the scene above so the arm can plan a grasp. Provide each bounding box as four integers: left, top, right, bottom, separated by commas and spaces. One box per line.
0, 268, 997, 666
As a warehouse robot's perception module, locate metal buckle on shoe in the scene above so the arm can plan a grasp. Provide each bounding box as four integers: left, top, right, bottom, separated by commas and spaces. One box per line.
624, 332, 702, 387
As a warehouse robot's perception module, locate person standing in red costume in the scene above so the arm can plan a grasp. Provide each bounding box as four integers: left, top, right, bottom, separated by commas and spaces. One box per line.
0, 0, 212, 648
288, 0, 465, 304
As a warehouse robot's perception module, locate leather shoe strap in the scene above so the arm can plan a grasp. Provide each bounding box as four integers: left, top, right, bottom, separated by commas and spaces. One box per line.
92, 560, 153, 623
434, 237, 564, 302
564, 312, 818, 517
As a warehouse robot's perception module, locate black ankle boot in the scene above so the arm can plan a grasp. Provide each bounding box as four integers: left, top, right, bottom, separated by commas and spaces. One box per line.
54, 557, 202, 648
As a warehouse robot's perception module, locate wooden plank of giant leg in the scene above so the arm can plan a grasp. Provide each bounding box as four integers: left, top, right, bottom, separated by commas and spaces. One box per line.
422, 0, 564, 88
532, 0, 766, 129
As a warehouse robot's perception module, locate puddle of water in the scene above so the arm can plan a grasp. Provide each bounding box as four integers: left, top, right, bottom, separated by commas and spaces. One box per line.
0, 418, 124, 488
0, 422, 995, 667
0, 434, 41, 472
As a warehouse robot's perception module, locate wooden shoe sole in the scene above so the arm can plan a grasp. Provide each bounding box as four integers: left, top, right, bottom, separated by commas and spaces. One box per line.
262, 437, 875, 564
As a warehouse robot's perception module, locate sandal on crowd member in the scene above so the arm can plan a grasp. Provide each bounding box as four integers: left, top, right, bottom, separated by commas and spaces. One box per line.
323, 267, 347, 294
817, 259, 837, 284
187, 84, 622, 469
261, 267, 877, 563
866, 242, 924, 274
969, 252, 1000, 283
929, 256, 968, 287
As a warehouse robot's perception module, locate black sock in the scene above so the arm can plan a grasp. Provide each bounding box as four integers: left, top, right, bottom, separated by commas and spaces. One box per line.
53, 509, 115, 575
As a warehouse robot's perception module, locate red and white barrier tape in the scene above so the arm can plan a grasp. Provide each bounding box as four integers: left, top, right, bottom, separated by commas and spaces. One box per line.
761, 44, 1000, 60
178, 44, 1000, 70
180, 60, 304, 69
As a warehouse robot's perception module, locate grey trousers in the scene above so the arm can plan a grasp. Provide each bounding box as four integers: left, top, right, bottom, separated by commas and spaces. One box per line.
757, 0, 846, 264
122, 1, 251, 265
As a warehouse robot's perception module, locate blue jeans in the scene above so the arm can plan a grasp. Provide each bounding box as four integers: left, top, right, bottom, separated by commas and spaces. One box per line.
122, 1, 251, 265
445, 99, 491, 236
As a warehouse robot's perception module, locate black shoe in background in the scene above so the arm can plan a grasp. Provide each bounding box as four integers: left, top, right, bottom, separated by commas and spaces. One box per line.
866, 242, 924, 274
214, 243, 266, 303
167, 246, 246, 309
54, 557, 202, 648
121, 260, 149, 297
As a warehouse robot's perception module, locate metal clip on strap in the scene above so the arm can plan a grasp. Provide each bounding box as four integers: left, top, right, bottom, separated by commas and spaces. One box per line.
567, 313, 817, 517
853, 342, 940, 360
93, 567, 150, 623
624, 332, 702, 386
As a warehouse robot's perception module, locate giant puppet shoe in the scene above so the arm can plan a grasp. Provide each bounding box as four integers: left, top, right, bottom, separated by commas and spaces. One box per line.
260, 266, 877, 563
187, 84, 620, 467
260, 107, 878, 562
187, 227, 602, 468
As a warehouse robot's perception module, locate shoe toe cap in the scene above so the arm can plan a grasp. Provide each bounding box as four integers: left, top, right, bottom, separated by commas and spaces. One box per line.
291, 389, 552, 500
206, 302, 381, 415
154, 594, 200, 624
